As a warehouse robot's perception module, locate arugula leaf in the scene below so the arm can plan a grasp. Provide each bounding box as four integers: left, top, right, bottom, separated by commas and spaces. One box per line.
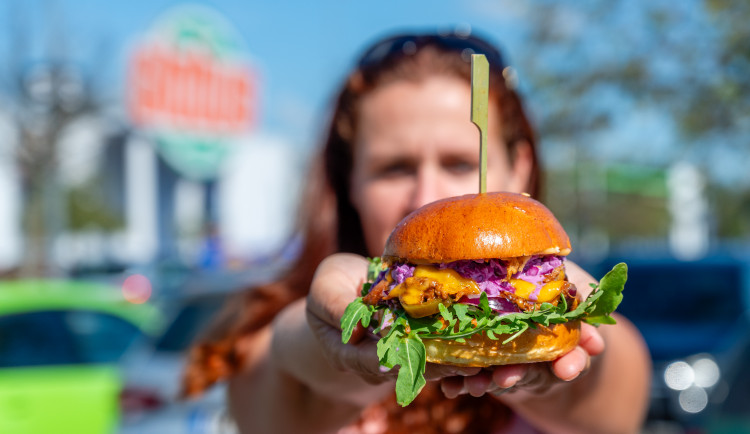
502, 320, 529, 344
585, 262, 627, 326
392, 333, 427, 406
377, 320, 404, 366
437, 303, 453, 322
452, 303, 472, 330
340, 298, 373, 343
366, 257, 383, 282
478, 291, 491, 315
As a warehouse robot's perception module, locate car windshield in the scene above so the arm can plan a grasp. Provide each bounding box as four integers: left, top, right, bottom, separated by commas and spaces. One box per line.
154, 296, 226, 353
0, 310, 144, 367
604, 260, 746, 361
616, 262, 743, 321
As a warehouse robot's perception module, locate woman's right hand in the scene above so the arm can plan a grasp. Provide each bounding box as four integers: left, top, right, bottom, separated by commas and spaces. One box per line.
306, 253, 389, 385
306, 253, 482, 386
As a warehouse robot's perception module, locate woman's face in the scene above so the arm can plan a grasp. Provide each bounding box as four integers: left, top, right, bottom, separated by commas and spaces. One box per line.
350, 75, 531, 257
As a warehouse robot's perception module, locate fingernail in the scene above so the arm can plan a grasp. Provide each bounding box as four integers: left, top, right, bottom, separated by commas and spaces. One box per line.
496, 374, 521, 389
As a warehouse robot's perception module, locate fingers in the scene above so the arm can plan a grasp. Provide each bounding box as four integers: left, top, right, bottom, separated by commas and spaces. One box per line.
440, 376, 464, 399
465, 370, 493, 397
440, 368, 506, 398
551, 347, 590, 381
441, 344, 597, 400
307, 253, 370, 329
491, 364, 526, 389
307, 307, 394, 384
579, 323, 605, 356
424, 364, 480, 381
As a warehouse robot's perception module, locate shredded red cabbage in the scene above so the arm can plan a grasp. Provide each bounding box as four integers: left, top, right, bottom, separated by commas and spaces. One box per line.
390, 263, 415, 284
369, 256, 565, 313
513, 255, 563, 284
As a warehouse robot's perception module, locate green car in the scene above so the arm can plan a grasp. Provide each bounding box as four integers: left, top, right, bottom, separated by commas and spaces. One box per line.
0, 279, 162, 434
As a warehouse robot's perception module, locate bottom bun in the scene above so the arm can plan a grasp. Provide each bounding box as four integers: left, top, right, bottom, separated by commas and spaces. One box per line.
424, 321, 581, 367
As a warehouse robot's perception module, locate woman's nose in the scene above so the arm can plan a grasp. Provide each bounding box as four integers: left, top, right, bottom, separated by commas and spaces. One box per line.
408, 167, 442, 213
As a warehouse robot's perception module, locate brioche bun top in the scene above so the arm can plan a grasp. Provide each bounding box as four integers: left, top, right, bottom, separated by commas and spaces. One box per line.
383, 192, 571, 263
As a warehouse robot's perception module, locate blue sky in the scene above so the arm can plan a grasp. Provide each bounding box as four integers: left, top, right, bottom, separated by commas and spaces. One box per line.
4, 0, 747, 188
4, 0, 533, 150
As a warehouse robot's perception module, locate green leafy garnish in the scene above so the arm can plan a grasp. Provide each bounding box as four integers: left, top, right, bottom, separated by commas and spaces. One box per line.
340, 259, 628, 406
367, 257, 383, 281
340, 297, 375, 343
360, 257, 384, 296
584, 263, 627, 325
377, 321, 427, 406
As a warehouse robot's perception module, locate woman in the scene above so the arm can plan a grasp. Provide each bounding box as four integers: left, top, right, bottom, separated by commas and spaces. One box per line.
183, 31, 651, 433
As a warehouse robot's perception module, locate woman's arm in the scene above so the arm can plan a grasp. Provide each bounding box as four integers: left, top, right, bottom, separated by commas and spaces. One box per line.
227, 256, 394, 434
493, 314, 651, 434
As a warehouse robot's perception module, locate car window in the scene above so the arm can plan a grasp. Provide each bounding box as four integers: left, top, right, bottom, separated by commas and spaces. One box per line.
614, 262, 743, 322
0, 310, 143, 367
598, 260, 747, 361
63, 310, 143, 363
155, 297, 225, 353
0, 311, 78, 367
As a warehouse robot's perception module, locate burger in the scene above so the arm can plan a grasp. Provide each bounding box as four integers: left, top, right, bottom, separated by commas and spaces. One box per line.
341, 192, 626, 406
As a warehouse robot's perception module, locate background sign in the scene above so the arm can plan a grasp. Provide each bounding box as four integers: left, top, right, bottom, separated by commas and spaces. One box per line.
129, 5, 255, 180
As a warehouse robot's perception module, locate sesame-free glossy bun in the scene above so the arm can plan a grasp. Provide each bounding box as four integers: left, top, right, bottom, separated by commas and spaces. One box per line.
424, 321, 581, 367
383, 192, 571, 263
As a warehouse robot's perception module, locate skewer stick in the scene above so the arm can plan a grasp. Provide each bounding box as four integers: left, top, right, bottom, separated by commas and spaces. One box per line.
470, 54, 489, 194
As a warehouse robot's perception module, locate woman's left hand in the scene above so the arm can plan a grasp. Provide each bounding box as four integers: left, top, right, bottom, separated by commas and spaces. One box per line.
440, 322, 606, 398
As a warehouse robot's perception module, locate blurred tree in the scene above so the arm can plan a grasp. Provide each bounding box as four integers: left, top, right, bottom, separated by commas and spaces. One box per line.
3, 0, 114, 275
514, 0, 750, 249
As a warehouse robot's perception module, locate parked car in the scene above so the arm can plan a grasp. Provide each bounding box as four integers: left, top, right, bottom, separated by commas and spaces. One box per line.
117, 263, 287, 434
119, 291, 237, 434
0, 279, 162, 434
586, 254, 750, 431
699, 319, 750, 433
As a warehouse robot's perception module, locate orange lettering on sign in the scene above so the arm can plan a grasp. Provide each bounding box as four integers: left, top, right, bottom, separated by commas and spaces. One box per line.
129, 45, 254, 133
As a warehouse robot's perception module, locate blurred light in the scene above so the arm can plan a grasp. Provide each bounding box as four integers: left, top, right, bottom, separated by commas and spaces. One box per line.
503, 66, 519, 90
402, 40, 417, 55
667, 162, 708, 260
454, 23, 472, 37
122, 274, 152, 304
120, 386, 163, 415
691, 356, 720, 388
678, 386, 708, 414
665, 361, 694, 391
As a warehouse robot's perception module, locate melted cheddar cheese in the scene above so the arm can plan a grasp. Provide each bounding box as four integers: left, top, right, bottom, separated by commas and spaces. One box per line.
509, 279, 565, 303
387, 266, 480, 317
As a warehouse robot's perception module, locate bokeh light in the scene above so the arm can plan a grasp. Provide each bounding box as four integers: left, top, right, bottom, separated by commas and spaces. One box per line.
692, 356, 720, 389
122, 274, 152, 304
664, 361, 694, 391
679, 386, 709, 414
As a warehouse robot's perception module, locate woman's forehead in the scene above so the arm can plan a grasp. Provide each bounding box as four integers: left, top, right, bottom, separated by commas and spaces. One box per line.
354, 76, 500, 155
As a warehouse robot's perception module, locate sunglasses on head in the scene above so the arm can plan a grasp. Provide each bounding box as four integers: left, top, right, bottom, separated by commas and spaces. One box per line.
357, 32, 507, 72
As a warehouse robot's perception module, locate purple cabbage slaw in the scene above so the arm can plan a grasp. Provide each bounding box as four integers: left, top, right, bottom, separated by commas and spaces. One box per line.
371, 255, 565, 314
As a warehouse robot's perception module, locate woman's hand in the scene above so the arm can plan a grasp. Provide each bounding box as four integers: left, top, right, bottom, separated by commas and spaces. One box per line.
440, 322, 606, 398
306, 253, 482, 385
